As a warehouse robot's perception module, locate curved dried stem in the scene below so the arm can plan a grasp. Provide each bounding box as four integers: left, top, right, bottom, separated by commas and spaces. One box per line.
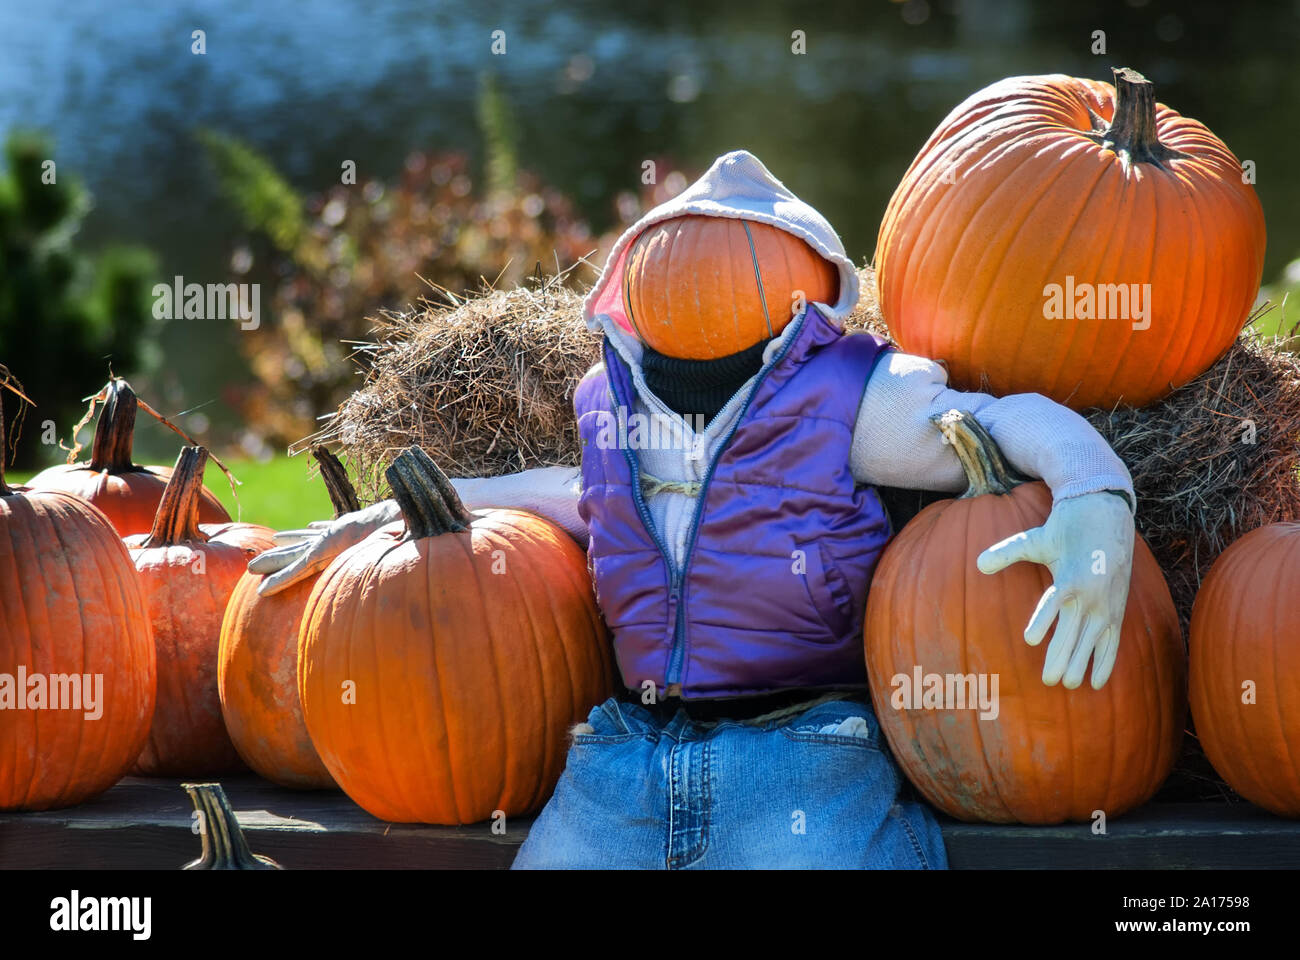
87, 378, 141, 472
1083, 67, 1191, 170
181, 782, 281, 870
385, 446, 473, 539
312, 445, 361, 518
63, 377, 242, 516
932, 409, 1029, 498
140, 446, 210, 547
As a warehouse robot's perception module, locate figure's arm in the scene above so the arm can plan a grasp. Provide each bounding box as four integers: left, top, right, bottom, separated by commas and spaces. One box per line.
451, 466, 586, 544
850, 350, 1134, 507
851, 348, 1136, 692
249, 466, 586, 596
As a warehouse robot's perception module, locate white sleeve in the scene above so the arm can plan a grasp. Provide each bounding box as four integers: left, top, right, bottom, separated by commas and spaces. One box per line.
450, 466, 588, 545
850, 350, 1135, 510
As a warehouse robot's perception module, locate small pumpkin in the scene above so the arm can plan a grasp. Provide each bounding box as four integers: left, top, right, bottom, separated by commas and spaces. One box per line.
27, 378, 231, 536
127, 446, 274, 777
0, 375, 156, 811
298, 446, 615, 824
623, 214, 840, 359
1190, 522, 1300, 817
217, 447, 359, 790
864, 410, 1186, 824
876, 68, 1266, 409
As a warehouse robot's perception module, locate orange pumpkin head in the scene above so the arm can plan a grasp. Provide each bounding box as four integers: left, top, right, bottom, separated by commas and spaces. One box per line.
876, 68, 1266, 410
217, 447, 359, 790
28, 378, 231, 536
126, 446, 274, 777
0, 377, 156, 811
298, 446, 615, 824
864, 411, 1186, 824
1190, 522, 1300, 817
623, 214, 840, 359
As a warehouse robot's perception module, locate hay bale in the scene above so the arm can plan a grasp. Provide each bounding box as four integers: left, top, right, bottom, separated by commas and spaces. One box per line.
315, 267, 1300, 631
301, 274, 599, 500
845, 265, 890, 338
1085, 330, 1300, 629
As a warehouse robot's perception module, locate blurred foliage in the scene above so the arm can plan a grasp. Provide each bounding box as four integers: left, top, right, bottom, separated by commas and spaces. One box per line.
204, 76, 678, 449
0, 131, 159, 467
476, 72, 519, 198
197, 129, 305, 253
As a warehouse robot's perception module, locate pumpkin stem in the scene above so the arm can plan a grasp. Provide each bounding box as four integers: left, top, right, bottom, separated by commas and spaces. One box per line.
140, 446, 211, 546
312, 445, 361, 519
181, 782, 281, 870
88, 378, 141, 473
1088, 67, 1190, 169
932, 410, 1029, 498
385, 446, 473, 539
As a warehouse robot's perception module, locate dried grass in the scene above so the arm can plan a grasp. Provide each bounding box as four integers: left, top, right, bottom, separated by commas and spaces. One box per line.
1085, 323, 1300, 630
298, 270, 600, 498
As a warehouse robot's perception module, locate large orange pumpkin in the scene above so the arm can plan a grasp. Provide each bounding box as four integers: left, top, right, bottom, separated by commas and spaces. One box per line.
218, 447, 359, 790
28, 378, 231, 536
623, 214, 840, 359
0, 378, 156, 810
298, 446, 615, 824
1190, 522, 1300, 817
127, 446, 275, 777
876, 68, 1266, 410
864, 410, 1186, 824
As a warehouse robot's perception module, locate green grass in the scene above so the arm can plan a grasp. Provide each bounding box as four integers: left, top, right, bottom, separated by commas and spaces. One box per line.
8, 454, 338, 531
202, 455, 339, 530
1251, 297, 1297, 340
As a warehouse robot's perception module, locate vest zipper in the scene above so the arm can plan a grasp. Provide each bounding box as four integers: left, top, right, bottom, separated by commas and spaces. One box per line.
663, 308, 812, 687
603, 342, 682, 691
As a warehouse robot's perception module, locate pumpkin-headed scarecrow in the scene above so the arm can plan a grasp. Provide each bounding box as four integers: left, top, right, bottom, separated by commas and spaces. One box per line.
255, 150, 1139, 867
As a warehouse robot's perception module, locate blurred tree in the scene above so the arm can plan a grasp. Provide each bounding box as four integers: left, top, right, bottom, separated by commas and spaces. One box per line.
196, 129, 305, 255
477, 72, 519, 198
0, 131, 159, 467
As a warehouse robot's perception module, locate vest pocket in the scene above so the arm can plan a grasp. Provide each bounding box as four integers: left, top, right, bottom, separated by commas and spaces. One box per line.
794, 540, 854, 640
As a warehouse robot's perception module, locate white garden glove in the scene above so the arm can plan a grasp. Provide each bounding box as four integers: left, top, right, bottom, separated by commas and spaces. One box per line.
247, 499, 402, 596
976, 490, 1135, 691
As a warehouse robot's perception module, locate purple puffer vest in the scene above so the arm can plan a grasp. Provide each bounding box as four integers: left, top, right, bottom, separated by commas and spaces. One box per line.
575, 305, 893, 699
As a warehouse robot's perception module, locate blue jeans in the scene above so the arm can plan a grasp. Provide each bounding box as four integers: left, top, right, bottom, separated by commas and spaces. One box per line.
512, 695, 947, 869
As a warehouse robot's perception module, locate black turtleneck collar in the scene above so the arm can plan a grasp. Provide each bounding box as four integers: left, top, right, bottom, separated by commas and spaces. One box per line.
640, 338, 771, 424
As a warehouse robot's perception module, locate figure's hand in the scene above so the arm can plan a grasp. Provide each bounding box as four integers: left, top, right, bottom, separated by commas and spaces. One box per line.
976, 491, 1135, 690
247, 499, 402, 596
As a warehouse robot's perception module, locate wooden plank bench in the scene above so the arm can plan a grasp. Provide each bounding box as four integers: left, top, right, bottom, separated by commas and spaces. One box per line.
3, 776, 1299, 869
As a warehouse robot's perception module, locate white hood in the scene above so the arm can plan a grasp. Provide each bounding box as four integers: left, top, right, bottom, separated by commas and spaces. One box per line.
583, 149, 860, 339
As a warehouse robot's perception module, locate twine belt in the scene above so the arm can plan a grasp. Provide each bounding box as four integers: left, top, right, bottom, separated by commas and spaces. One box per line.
640, 472, 701, 499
